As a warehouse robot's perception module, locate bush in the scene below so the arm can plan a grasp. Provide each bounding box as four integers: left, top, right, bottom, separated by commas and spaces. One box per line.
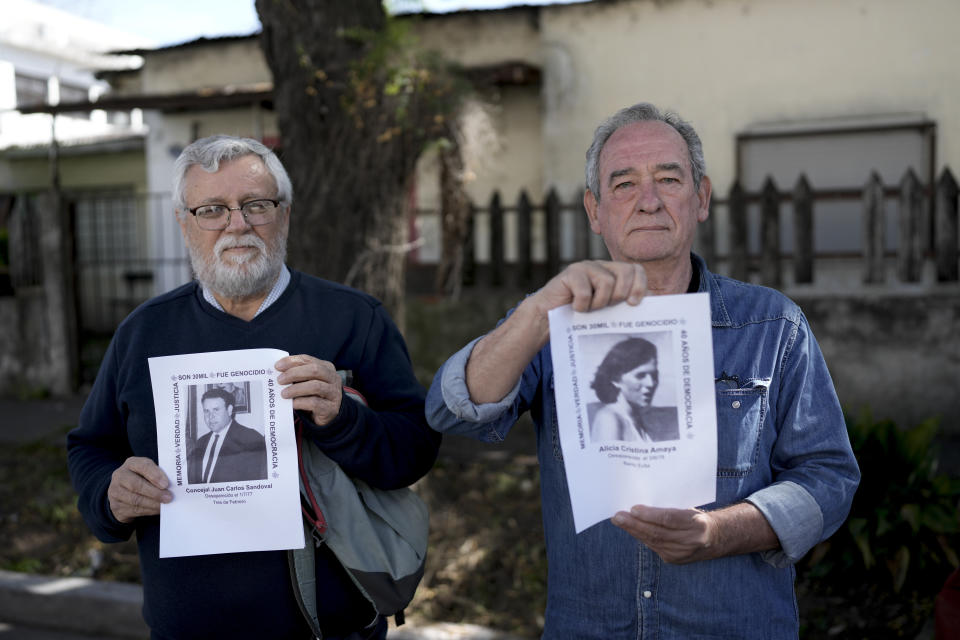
808, 414, 960, 591
798, 414, 960, 637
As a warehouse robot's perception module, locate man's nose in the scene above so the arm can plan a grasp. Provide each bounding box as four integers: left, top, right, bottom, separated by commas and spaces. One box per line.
634, 180, 662, 214
224, 208, 253, 232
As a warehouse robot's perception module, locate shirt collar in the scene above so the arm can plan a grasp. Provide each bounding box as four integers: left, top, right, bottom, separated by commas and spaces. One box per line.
691, 252, 732, 327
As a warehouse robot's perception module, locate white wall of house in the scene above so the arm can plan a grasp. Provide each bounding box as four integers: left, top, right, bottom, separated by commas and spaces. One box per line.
400, 0, 960, 274
138, 40, 272, 94
0, 0, 149, 155
0, 148, 146, 192
0, 41, 136, 152
409, 10, 544, 210
411, 8, 542, 68
144, 110, 193, 293
537, 0, 959, 200
413, 84, 545, 262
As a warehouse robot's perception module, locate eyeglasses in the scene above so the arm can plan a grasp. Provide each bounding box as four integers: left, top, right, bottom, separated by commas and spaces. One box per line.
187, 199, 282, 230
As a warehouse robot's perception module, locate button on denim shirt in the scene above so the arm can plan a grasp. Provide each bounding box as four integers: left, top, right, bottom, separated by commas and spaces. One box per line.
425, 254, 860, 639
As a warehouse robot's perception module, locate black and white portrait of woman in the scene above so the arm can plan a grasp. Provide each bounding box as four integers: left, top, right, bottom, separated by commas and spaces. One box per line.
586, 334, 680, 443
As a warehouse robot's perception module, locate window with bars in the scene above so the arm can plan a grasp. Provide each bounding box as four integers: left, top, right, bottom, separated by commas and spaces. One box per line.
15, 73, 48, 108
736, 117, 935, 254
58, 82, 91, 119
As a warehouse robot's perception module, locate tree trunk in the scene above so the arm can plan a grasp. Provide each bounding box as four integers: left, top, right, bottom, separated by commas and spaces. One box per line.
435, 139, 471, 298
257, 0, 447, 327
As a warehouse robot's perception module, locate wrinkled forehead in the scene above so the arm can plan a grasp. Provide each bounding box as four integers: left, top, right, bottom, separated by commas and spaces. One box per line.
185, 154, 277, 193
600, 121, 691, 172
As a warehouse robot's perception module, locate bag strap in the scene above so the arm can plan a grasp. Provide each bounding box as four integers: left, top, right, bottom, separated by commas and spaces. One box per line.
296, 416, 327, 534
294, 384, 414, 628
296, 385, 368, 535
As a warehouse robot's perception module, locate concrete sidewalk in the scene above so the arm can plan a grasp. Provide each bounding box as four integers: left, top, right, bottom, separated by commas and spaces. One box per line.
0, 569, 522, 640
0, 569, 145, 639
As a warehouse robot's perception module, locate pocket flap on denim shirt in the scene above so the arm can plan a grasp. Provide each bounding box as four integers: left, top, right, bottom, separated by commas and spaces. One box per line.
715, 378, 769, 477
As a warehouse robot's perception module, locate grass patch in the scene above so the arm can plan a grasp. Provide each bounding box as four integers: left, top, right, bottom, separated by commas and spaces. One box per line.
0, 428, 141, 583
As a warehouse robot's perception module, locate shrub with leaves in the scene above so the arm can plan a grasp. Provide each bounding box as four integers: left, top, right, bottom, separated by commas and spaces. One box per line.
804, 414, 960, 593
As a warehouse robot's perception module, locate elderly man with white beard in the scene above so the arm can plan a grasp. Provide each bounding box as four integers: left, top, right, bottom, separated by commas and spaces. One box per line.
67, 136, 440, 640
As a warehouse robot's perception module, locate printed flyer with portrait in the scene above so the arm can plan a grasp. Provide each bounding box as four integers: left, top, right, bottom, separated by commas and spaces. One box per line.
548, 293, 717, 533
147, 348, 303, 558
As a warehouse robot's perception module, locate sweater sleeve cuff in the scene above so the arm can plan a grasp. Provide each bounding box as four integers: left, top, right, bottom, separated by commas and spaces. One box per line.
745, 480, 823, 567
98, 478, 137, 542
440, 337, 522, 423
298, 391, 360, 444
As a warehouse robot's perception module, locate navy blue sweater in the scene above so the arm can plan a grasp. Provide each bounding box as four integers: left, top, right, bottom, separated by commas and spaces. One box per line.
67, 271, 440, 639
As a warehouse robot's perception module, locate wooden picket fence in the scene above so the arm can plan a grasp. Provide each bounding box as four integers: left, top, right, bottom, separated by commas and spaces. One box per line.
447, 167, 959, 290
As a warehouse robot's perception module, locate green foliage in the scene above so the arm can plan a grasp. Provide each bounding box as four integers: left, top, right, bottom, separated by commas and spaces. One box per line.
404, 292, 523, 388
7, 557, 44, 573
805, 413, 960, 593
337, 17, 468, 141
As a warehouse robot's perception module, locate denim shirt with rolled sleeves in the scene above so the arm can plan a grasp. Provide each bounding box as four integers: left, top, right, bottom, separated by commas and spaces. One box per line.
425, 253, 860, 639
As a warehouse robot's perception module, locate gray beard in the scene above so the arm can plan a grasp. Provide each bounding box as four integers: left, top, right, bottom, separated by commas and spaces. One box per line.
187, 228, 288, 299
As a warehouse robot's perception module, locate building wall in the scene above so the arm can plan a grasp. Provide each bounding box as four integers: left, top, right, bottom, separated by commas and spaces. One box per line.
0, 1, 148, 152
414, 85, 543, 208
802, 292, 960, 430
0, 150, 146, 193
0, 288, 53, 395
126, 0, 960, 211
398, 0, 960, 275
538, 0, 960, 199
410, 8, 543, 68
138, 40, 272, 93
408, 10, 544, 202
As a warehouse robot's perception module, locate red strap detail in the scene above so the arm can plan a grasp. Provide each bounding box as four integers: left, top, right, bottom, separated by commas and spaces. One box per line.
296, 415, 327, 535
295, 387, 367, 535
343, 385, 368, 406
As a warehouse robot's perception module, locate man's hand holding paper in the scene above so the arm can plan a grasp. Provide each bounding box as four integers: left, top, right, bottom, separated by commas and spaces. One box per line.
107, 457, 173, 523
275, 353, 343, 426
613, 502, 780, 564
467, 260, 647, 405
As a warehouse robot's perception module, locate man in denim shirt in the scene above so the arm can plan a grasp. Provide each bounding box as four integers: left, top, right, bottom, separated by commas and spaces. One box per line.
425, 103, 860, 638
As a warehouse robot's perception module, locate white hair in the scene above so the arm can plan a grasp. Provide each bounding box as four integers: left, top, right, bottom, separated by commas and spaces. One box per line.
585, 102, 706, 199
172, 135, 293, 213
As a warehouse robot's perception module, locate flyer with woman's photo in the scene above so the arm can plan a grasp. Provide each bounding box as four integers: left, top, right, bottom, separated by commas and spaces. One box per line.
548, 293, 717, 533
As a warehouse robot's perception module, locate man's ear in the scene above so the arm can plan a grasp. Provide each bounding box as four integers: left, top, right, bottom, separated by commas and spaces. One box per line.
696, 176, 712, 223
176, 210, 191, 240
584, 189, 602, 234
